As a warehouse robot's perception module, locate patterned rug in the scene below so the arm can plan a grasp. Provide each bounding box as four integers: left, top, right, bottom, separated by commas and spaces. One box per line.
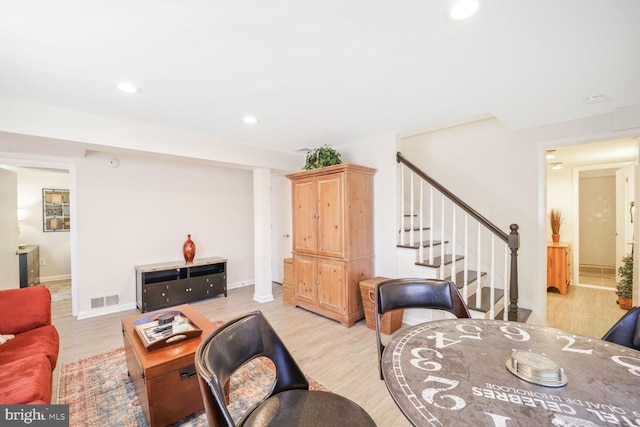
44, 279, 72, 302
57, 345, 326, 426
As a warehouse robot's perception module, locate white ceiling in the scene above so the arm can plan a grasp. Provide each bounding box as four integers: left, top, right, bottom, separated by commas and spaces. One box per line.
1, 1, 639, 154
548, 137, 639, 168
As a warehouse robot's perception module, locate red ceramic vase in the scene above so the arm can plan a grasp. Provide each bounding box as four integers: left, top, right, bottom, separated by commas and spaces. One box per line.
183, 234, 196, 263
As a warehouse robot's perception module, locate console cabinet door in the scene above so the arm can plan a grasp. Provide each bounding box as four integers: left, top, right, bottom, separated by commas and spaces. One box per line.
204, 273, 227, 296
187, 277, 210, 300
166, 279, 191, 305
143, 283, 169, 310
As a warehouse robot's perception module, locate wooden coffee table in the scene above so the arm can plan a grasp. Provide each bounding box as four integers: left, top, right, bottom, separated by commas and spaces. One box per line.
121, 304, 218, 426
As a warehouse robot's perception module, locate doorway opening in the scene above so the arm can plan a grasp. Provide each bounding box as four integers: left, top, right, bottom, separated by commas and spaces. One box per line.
545, 137, 638, 338
0, 163, 73, 318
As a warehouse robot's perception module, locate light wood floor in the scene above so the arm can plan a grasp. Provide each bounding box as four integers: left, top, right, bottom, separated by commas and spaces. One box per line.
546, 282, 625, 339
51, 281, 630, 426
51, 284, 412, 427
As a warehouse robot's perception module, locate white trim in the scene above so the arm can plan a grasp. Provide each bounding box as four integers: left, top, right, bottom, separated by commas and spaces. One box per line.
39, 274, 71, 283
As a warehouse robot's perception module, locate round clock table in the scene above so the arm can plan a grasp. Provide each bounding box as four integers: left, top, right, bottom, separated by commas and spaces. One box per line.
382, 318, 640, 426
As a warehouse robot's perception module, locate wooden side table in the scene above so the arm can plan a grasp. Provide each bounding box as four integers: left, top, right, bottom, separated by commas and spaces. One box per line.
359, 277, 404, 335
547, 242, 571, 294
121, 304, 218, 426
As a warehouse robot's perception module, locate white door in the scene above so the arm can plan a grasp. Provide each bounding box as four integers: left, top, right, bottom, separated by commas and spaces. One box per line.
615, 167, 633, 274
0, 167, 19, 289
270, 174, 292, 283
579, 170, 617, 273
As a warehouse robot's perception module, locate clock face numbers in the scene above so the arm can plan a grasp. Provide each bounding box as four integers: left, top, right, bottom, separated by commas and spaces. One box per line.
385, 320, 640, 427
611, 355, 640, 377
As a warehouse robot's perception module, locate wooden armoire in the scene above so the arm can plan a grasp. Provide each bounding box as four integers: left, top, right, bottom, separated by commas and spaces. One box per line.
286, 163, 375, 327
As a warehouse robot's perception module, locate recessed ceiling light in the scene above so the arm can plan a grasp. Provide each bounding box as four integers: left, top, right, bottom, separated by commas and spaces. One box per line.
116, 81, 140, 94
546, 149, 556, 159
243, 116, 258, 125
447, 0, 484, 22
551, 162, 563, 170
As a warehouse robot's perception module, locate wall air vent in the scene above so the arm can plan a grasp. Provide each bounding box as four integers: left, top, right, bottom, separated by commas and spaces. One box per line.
91, 294, 120, 309
105, 294, 120, 306
91, 297, 105, 309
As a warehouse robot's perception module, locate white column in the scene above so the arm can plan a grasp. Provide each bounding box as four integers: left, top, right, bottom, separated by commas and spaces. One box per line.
253, 167, 274, 302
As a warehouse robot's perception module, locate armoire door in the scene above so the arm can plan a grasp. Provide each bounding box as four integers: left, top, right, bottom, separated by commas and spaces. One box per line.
294, 254, 317, 305
317, 258, 346, 314
316, 173, 344, 258
292, 177, 317, 254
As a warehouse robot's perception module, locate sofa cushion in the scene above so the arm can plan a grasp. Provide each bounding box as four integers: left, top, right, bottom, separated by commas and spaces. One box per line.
0, 354, 52, 404
0, 286, 52, 335
0, 325, 59, 369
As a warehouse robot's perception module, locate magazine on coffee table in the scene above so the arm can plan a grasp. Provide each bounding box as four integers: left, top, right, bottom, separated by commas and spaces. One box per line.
133, 310, 202, 351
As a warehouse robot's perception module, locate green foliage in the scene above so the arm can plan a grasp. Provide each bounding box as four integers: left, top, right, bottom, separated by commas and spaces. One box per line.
303, 145, 342, 170
617, 253, 634, 299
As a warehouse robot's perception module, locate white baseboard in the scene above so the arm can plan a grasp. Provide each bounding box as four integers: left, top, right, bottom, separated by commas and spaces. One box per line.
227, 281, 253, 290
40, 274, 72, 283
77, 302, 138, 320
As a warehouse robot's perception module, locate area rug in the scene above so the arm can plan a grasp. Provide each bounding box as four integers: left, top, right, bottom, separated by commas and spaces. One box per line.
44, 279, 72, 302
57, 346, 327, 426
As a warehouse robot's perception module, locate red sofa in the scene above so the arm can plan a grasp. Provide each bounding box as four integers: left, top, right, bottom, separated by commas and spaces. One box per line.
0, 285, 60, 404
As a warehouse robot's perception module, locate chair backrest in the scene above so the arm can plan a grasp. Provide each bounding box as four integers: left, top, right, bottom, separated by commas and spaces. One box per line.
195, 311, 309, 427
375, 278, 471, 379
601, 306, 640, 351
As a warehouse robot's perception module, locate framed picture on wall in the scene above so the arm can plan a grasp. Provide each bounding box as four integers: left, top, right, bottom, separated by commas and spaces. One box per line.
43, 188, 70, 232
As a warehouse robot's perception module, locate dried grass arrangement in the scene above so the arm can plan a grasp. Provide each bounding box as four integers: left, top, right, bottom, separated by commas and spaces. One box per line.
550, 209, 562, 235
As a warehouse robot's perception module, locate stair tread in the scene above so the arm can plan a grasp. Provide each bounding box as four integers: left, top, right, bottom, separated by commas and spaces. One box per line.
397, 240, 447, 249
400, 226, 430, 232
416, 254, 464, 268
495, 308, 532, 323
445, 269, 486, 287
465, 287, 505, 313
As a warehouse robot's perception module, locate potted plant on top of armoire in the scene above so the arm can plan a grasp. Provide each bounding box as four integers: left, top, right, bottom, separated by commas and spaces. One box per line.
302, 145, 342, 170
616, 253, 633, 310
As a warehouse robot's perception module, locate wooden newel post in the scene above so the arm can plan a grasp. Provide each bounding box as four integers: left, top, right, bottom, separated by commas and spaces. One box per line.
508, 224, 520, 321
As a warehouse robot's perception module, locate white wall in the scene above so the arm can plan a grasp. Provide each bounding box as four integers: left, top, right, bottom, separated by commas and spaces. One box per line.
340, 133, 399, 278
0, 168, 18, 288
75, 151, 254, 317
17, 168, 71, 281
546, 165, 574, 243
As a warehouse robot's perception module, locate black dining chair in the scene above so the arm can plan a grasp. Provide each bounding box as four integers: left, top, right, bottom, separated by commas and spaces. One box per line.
194, 310, 377, 427
601, 306, 640, 351
375, 278, 472, 379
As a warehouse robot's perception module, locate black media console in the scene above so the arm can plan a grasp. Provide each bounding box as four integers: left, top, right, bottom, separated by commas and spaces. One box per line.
135, 257, 227, 312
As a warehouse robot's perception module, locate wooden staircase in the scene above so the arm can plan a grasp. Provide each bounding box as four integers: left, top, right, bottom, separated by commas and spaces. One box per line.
396, 152, 531, 323
397, 218, 504, 318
